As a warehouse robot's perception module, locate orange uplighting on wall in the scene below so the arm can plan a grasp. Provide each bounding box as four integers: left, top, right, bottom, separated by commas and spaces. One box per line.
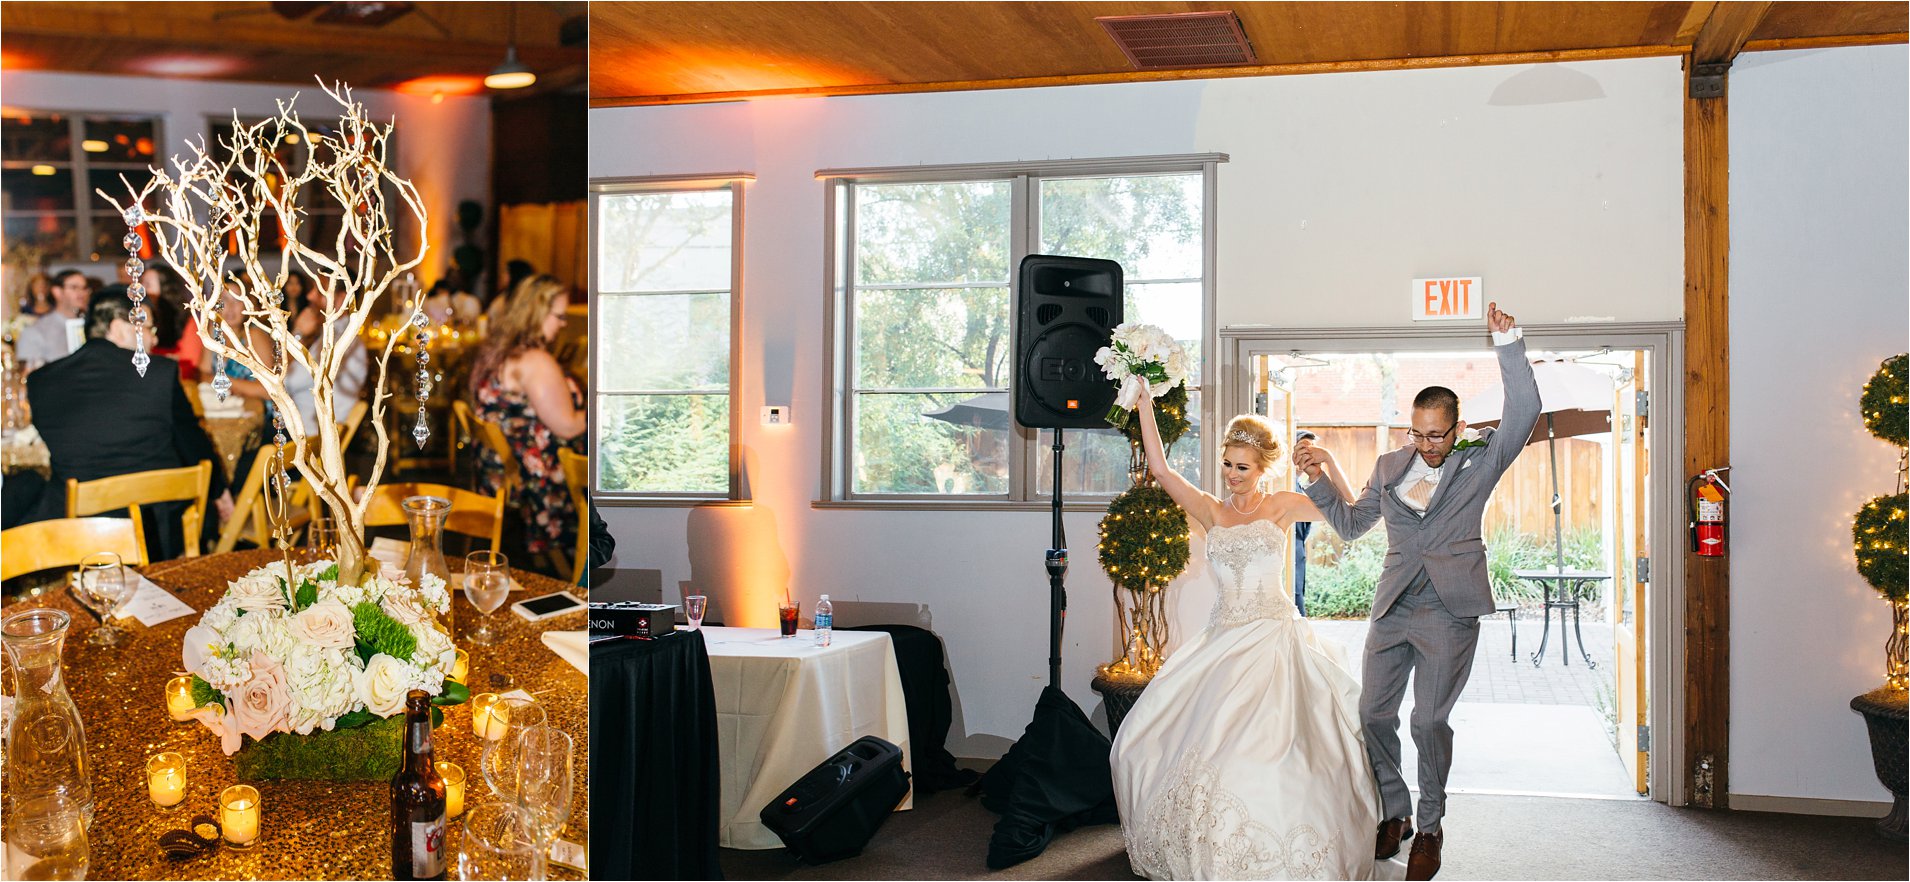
0, 49, 36, 71
602, 45, 880, 99
393, 75, 486, 99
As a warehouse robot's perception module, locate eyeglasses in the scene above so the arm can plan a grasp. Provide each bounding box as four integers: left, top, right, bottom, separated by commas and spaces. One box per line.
1406, 423, 1457, 444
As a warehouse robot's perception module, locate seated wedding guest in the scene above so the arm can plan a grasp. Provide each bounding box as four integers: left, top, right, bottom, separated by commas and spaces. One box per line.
19, 272, 53, 317
143, 264, 206, 382
15, 270, 91, 369
283, 270, 315, 316
284, 280, 368, 437
26, 289, 233, 559
471, 274, 585, 569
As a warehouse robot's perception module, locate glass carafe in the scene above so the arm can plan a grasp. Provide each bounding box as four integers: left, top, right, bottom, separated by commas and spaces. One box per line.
3, 608, 93, 827
402, 495, 455, 633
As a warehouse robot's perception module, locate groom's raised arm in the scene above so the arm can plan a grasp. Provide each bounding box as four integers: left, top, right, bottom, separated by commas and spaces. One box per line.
1482, 305, 1541, 477
1304, 458, 1384, 540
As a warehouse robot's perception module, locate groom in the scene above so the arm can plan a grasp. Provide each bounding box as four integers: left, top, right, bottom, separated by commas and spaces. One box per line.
1294, 302, 1538, 880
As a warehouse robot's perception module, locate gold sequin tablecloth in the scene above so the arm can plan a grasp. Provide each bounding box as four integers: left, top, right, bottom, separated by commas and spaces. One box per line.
1, 548, 589, 880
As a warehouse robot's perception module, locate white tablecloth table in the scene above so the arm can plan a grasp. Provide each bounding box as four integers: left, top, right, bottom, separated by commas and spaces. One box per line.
701, 625, 913, 850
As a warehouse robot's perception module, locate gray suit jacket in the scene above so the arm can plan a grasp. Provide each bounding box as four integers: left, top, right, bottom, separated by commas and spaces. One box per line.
1306, 338, 1541, 619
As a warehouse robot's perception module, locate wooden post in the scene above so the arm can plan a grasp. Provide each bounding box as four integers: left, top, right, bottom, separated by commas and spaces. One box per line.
1681, 0, 1770, 810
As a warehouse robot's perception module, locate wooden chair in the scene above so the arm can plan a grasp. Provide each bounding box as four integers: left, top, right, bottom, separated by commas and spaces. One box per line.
339, 399, 370, 451
362, 481, 505, 551
66, 462, 212, 559
468, 411, 520, 501
558, 448, 589, 584
450, 400, 476, 483
1, 512, 149, 581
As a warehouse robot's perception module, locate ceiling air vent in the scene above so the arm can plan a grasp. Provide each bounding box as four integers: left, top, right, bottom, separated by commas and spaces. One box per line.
1096, 11, 1258, 70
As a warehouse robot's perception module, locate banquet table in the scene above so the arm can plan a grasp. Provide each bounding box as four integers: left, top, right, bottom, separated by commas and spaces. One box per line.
701, 625, 912, 850
0, 548, 589, 880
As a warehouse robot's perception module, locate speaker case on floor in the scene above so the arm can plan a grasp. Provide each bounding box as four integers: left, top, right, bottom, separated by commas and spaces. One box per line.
758, 736, 912, 863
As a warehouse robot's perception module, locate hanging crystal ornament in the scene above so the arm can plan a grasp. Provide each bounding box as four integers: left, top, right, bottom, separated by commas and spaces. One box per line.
121, 205, 151, 377
209, 292, 231, 401
412, 308, 432, 448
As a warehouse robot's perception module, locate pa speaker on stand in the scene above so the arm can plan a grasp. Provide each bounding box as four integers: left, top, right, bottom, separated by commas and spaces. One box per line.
1012, 255, 1124, 431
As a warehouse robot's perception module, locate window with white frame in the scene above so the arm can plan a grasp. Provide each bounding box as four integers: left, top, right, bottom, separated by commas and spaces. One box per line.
591, 179, 742, 499
829, 158, 1215, 502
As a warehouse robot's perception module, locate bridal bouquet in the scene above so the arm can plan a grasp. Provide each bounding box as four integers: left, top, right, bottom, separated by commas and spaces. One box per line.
1095, 323, 1194, 430
179, 559, 466, 759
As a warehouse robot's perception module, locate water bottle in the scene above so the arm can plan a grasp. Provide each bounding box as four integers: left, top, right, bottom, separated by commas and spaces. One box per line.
814, 595, 833, 647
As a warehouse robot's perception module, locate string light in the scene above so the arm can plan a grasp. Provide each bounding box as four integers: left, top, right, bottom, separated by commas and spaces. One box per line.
1855, 354, 1908, 692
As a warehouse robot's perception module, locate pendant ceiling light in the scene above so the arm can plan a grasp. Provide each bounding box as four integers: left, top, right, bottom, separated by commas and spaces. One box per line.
485, 4, 536, 90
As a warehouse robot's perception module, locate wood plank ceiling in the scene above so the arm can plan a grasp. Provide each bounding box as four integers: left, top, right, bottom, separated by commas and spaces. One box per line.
588, 1, 1908, 107
1, 1, 589, 97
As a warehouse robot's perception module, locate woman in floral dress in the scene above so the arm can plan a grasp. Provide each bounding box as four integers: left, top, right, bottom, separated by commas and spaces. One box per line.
469, 274, 586, 564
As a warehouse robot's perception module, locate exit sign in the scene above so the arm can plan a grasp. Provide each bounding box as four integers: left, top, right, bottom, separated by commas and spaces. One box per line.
1412, 277, 1483, 321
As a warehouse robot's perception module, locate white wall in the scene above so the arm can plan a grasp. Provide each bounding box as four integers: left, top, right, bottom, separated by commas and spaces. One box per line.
1727, 44, 1909, 807
589, 56, 1689, 759
1, 71, 491, 279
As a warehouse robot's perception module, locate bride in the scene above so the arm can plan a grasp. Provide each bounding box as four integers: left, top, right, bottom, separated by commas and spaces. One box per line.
1111, 385, 1382, 880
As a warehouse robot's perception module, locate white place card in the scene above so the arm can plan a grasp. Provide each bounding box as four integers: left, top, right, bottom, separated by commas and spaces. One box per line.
113, 573, 197, 626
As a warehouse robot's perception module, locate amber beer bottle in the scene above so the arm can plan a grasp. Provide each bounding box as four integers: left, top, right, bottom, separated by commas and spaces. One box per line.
391, 689, 448, 880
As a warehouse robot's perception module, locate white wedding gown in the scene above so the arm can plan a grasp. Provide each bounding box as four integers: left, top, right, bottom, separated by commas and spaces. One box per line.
1111, 519, 1383, 881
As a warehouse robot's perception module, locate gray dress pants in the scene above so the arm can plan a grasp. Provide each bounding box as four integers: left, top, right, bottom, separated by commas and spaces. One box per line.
1361, 567, 1481, 833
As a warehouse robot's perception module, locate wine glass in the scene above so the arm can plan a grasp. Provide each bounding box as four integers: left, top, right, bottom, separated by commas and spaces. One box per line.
2, 793, 89, 881
513, 726, 573, 882
457, 801, 536, 881
305, 515, 339, 565
464, 551, 511, 647
479, 697, 547, 800
73, 552, 133, 646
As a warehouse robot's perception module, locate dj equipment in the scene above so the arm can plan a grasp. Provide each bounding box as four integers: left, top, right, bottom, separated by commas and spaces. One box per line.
758, 736, 911, 863
588, 602, 677, 639
1012, 254, 1124, 430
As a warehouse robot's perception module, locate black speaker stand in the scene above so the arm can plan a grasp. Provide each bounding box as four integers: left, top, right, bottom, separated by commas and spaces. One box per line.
1045, 429, 1067, 689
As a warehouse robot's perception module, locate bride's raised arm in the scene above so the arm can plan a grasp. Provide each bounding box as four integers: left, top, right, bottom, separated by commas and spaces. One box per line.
1136, 379, 1217, 529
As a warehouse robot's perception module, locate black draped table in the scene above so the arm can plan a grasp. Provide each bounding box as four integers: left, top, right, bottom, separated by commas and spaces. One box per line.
590, 629, 722, 880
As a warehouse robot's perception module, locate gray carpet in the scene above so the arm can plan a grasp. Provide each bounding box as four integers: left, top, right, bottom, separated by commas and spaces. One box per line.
721, 789, 1908, 880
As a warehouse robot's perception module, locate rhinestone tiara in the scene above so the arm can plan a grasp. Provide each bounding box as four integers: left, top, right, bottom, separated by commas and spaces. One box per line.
1225, 429, 1274, 451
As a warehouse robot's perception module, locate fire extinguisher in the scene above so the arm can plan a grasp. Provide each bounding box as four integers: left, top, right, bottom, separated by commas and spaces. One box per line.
1688, 468, 1731, 558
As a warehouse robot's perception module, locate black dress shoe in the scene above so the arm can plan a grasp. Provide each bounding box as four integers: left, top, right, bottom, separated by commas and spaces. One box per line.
1375, 817, 1413, 860
1406, 829, 1443, 880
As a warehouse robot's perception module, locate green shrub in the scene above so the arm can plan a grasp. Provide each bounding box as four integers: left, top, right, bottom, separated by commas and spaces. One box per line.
1302, 524, 1607, 619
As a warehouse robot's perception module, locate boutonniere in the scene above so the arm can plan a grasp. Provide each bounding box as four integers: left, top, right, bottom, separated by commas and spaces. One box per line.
1452, 428, 1487, 450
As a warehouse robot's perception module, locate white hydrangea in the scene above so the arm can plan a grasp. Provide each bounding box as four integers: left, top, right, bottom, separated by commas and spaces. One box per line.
283, 644, 361, 734
322, 578, 367, 608
201, 652, 252, 692
227, 610, 297, 659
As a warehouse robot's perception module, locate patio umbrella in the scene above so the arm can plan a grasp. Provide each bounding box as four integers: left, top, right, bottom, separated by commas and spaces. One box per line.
1466, 359, 1616, 574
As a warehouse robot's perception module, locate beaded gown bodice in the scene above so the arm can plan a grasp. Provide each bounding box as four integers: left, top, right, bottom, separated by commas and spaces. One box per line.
1205, 519, 1302, 628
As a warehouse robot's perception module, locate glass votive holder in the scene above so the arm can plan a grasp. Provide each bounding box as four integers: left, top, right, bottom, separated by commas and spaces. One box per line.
471, 692, 507, 741
165, 676, 196, 722
147, 752, 186, 809
220, 784, 261, 848
437, 761, 465, 819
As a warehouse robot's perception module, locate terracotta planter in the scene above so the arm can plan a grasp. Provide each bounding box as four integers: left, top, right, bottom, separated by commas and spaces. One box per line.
1850, 689, 1908, 842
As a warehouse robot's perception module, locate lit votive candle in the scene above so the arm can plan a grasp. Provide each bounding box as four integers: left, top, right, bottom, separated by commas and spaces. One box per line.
451, 649, 469, 683
165, 676, 196, 722
471, 693, 508, 741
220, 784, 261, 848
436, 761, 465, 819
147, 752, 186, 809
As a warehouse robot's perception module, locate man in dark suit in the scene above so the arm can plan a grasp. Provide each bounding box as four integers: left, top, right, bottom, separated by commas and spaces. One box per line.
26, 289, 232, 559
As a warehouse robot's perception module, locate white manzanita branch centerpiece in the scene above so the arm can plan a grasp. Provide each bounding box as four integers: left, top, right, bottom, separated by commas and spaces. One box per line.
98, 82, 428, 587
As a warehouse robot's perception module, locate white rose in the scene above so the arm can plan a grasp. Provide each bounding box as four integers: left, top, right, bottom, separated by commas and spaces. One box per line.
289, 600, 357, 650
409, 624, 455, 677
381, 592, 431, 626
357, 653, 414, 718
227, 572, 289, 614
